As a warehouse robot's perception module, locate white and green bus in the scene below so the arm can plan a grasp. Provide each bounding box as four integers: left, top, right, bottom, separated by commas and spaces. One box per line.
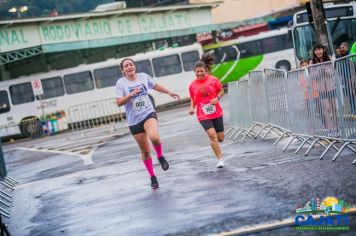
203, 28, 295, 83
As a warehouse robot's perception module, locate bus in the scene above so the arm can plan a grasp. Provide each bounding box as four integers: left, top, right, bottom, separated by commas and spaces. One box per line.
291, 2, 356, 64
203, 28, 295, 83
0, 43, 202, 138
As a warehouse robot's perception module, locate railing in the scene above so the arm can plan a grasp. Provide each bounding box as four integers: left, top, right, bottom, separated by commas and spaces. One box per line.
68, 98, 124, 132
227, 54, 356, 164
0, 98, 125, 141
0, 141, 17, 225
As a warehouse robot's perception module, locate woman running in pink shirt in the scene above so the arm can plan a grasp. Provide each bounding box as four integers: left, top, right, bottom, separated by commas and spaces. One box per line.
189, 54, 225, 168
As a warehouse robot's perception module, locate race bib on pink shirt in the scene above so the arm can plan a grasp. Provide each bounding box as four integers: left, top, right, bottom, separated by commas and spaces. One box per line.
202, 104, 216, 115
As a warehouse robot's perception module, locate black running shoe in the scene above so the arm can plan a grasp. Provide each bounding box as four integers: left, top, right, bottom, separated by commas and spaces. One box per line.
151, 176, 159, 189
158, 156, 169, 171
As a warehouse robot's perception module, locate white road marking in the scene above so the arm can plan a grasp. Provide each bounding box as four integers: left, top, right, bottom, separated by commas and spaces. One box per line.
14, 147, 94, 166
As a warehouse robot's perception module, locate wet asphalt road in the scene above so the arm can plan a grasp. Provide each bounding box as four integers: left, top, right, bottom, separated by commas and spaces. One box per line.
2, 97, 356, 236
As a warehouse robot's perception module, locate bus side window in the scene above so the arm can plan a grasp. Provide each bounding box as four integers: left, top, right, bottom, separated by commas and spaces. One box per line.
136, 60, 153, 77
64, 71, 95, 94
238, 41, 263, 58
36, 76, 65, 100
261, 36, 286, 53
182, 51, 200, 71
152, 54, 182, 77
9, 82, 35, 105
0, 90, 10, 113
94, 66, 122, 89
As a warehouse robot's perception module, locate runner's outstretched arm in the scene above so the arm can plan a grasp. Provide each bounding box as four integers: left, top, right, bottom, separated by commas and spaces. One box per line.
189, 98, 195, 115
153, 84, 180, 100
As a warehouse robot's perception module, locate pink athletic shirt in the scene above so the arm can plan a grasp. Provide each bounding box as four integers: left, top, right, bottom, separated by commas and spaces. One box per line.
189, 74, 223, 121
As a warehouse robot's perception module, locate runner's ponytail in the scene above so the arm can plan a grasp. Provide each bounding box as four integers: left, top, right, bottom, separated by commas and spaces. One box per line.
194, 53, 215, 72
200, 53, 214, 72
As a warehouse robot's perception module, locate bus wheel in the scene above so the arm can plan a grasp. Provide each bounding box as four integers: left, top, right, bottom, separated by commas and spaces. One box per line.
149, 95, 155, 109
20, 118, 42, 138
276, 61, 291, 71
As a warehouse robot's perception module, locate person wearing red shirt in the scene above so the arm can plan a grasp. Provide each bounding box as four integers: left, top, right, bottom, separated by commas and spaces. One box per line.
189, 54, 225, 168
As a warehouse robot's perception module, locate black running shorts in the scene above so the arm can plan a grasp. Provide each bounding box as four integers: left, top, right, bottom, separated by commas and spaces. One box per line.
129, 112, 158, 135
199, 116, 224, 133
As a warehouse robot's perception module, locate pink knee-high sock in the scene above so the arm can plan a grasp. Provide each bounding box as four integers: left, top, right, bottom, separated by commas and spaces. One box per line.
143, 158, 155, 177
153, 143, 163, 159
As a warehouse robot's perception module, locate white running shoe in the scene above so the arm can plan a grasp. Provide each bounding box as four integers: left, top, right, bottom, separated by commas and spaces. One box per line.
217, 159, 224, 168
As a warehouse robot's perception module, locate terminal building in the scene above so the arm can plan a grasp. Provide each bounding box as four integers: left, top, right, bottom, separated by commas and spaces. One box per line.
0, 3, 219, 80
1, 0, 331, 80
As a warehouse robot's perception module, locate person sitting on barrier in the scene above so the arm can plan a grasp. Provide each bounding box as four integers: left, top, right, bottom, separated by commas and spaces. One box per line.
115, 58, 180, 189
310, 44, 338, 136
188, 53, 225, 168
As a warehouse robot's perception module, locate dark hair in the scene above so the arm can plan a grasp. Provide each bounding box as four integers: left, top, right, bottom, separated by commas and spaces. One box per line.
194, 53, 214, 72
340, 42, 349, 49
311, 43, 330, 64
300, 58, 309, 66
120, 58, 135, 70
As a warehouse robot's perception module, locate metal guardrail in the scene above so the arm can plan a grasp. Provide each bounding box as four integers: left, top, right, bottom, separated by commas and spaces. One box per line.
227, 54, 356, 164
264, 68, 289, 129
1, 98, 124, 141
68, 97, 124, 132
0, 141, 17, 228
249, 70, 269, 124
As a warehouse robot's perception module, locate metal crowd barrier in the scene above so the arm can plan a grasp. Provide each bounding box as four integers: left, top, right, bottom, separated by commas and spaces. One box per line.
264, 68, 289, 129
0, 141, 17, 235
335, 55, 356, 138
249, 70, 269, 124
227, 54, 356, 164
226, 80, 255, 142
68, 97, 124, 132
1, 98, 125, 141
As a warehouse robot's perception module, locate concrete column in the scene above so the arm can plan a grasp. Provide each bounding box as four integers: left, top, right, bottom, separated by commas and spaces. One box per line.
0, 65, 10, 81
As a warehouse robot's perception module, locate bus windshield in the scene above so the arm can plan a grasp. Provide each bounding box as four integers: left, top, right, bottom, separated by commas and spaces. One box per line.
294, 18, 356, 60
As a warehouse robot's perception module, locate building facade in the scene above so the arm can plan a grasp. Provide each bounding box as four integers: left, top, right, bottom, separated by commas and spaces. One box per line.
210, 0, 300, 24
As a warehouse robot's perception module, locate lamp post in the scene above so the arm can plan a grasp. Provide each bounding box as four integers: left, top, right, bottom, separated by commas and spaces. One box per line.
8, 6, 28, 18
